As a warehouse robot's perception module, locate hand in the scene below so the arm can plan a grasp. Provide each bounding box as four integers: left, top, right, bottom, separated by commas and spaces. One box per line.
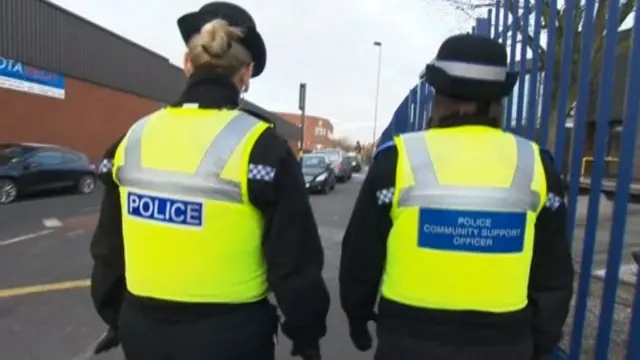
291, 341, 321, 360
94, 327, 120, 354
348, 321, 373, 352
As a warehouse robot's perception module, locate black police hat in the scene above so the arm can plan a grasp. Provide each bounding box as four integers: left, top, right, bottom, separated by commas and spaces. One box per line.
423, 34, 518, 102
178, 2, 267, 77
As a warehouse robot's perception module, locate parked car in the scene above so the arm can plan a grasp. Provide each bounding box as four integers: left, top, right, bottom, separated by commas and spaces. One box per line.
300, 154, 336, 194
314, 148, 352, 182
347, 155, 362, 173
0, 143, 97, 204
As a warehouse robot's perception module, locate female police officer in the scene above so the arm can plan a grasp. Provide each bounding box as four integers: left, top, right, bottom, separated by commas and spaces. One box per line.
90, 2, 329, 359
340, 34, 573, 360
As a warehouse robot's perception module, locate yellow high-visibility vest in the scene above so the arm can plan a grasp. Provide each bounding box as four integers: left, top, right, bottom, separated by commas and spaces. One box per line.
382, 126, 546, 313
112, 107, 270, 303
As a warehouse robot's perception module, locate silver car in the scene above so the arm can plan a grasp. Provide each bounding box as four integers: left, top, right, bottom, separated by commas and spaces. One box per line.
314, 149, 352, 182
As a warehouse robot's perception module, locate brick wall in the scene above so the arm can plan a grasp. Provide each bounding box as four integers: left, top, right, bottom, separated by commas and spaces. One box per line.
276, 113, 334, 150
0, 77, 160, 159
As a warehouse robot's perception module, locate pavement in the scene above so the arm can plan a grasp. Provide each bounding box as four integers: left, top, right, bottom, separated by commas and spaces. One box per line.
0, 173, 638, 359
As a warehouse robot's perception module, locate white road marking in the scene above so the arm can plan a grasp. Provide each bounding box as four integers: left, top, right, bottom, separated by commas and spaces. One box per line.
42, 217, 63, 228
83, 205, 100, 213
65, 230, 86, 238
0, 230, 54, 246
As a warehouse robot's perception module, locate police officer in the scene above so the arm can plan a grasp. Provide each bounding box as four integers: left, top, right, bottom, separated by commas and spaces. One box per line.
339, 34, 574, 360
90, 2, 329, 359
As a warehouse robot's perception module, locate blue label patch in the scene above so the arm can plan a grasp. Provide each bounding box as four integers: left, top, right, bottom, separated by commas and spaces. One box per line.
418, 208, 526, 253
127, 191, 203, 227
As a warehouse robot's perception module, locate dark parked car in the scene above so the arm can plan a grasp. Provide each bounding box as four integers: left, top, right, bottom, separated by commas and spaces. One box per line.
0, 143, 97, 204
347, 155, 362, 173
314, 148, 352, 182
300, 154, 336, 194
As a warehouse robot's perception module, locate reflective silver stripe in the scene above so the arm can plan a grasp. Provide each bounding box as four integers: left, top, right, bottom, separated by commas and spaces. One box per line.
115, 112, 261, 203
430, 60, 507, 81
398, 132, 540, 212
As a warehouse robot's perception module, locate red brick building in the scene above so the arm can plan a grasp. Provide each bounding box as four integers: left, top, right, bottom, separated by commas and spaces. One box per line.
0, 77, 161, 159
277, 113, 334, 151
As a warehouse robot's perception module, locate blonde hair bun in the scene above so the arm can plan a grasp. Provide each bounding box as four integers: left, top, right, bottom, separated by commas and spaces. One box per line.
186, 18, 252, 76
199, 19, 244, 57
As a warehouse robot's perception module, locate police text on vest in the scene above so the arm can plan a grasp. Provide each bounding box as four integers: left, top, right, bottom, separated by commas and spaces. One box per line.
127, 191, 203, 227
418, 208, 526, 254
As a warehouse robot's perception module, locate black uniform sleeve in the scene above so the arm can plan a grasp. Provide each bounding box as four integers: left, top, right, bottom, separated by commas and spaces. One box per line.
247, 128, 330, 345
528, 149, 575, 356
339, 146, 398, 324
90, 137, 126, 330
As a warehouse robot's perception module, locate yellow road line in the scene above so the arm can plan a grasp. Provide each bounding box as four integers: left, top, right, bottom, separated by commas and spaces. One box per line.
0, 279, 90, 299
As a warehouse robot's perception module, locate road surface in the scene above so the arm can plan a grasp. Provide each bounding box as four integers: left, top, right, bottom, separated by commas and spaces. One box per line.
0, 174, 636, 359
0, 174, 372, 360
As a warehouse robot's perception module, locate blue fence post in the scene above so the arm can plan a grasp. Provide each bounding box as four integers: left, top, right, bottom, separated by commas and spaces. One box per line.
409, 85, 417, 131
537, 0, 557, 147
414, 82, 422, 132
564, 0, 596, 260
514, 0, 529, 135
505, 0, 518, 132
493, 0, 501, 40
395, 95, 409, 136
418, 81, 428, 131
565, 0, 601, 356
424, 85, 433, 129
524, 0, 542, 140
551, 0, 577, 172
475, 17, 491, 37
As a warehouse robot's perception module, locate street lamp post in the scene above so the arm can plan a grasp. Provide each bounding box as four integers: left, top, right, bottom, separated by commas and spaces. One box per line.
299, 82, 307, 153
372, 41, 382, 146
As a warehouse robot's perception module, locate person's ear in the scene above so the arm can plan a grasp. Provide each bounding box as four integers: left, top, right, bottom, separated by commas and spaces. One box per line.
240, 63, 254, 93
183, 52, 193, 77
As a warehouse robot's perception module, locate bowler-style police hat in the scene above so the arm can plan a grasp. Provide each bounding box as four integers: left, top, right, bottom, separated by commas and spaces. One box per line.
177, 2, 267, 77
423, 34, 518, 102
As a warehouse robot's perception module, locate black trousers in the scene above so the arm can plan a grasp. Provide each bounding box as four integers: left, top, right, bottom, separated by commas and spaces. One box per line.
374, 331, 534, 360
118, 301, 279, 360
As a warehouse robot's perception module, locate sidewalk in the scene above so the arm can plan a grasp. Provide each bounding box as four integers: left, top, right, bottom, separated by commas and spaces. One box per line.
560, 195, 639, 358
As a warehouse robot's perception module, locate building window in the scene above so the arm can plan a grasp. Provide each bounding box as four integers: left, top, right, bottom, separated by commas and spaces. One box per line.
315, 127, 327, 137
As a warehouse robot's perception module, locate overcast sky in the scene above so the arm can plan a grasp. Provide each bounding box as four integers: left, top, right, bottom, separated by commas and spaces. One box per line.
49, 0, 473, 142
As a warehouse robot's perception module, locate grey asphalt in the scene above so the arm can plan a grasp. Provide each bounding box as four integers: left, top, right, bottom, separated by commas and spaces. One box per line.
0, 175, 638, 359
0, 188, 102, 241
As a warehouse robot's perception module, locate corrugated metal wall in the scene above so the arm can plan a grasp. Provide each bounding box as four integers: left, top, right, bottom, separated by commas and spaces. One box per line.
0, 0, 300, 141
0, 0, 185, 103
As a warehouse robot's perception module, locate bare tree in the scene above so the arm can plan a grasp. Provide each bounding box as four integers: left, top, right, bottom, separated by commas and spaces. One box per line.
361, 144, 375, 165
430, 0, 635, 152
332, 136, 356, 152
